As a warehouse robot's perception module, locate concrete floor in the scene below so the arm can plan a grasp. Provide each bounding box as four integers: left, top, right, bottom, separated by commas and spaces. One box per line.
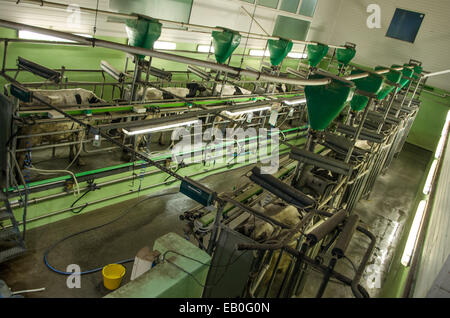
0, 143, 431, 298
0, 165, 253, 298
298, 142, 431, 298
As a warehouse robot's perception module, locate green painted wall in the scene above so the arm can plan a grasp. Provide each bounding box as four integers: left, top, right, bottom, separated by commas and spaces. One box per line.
2, 26, 448, 152
0, 27, 129, 100
0, 26, 302, 100
407, 88, 450, 152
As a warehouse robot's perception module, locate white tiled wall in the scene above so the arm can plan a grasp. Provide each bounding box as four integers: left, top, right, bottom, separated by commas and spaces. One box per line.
322, 0, 450, 91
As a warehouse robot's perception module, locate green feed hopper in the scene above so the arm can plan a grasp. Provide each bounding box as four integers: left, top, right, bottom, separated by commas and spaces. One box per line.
395, 64, 415, 91
305, 75, 355, 131
125, 16, 162, 59
374, 66, 402, 100
351, 69, 385, 94
412, 65, 423, 80
350, 95, 369, 112
336, 47, 356, 66
349, 69, 385, 111
307, 43, 329, 68
268, 38, 293, 66
211, 28, 241, 64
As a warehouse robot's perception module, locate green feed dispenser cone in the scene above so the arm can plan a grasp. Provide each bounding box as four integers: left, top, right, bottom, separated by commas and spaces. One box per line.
305, 75, 355, 131
307, 43, 329, 68
374, 66, 402, 100
211, 28, 241, 64
349, 69, 385, 111
412, 65, 423, 80
393, 64, 414, 92
125, 16, 162, 60
336, 46, 356, 67
268, 38, 293, 66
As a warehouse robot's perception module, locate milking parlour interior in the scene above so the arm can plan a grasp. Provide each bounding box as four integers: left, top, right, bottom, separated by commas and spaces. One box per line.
0, 0, 449, 301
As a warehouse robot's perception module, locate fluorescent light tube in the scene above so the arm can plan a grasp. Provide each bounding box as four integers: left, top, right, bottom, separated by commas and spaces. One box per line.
435, 135, 446, 159
435, 110, 450, 159
153, 41, 176, 50
401, 200, 427, 266
122, 118, 199, 135
287, 52, 307, 59
284, 98, 307, 106
249, 50, 270, 57
18, 30, 91, 43
423, 160, 438, 195
223, 105, 271, 116
197, 45, 215, 53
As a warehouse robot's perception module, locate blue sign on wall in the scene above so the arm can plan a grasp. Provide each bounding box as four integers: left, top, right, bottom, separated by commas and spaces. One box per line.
386, 8, 425, 43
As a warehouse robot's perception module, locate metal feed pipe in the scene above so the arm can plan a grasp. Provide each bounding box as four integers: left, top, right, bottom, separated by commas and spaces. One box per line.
0, 19, 416, 87
5, 0, 346, 49
0, 19, 331, 87
343, 65, 414, 81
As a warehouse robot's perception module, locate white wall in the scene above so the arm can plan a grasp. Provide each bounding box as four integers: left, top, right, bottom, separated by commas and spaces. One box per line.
1, 0, 448, 90
307, 0, 343, 44
414, 133, 450, 297
325, 0, 450, 91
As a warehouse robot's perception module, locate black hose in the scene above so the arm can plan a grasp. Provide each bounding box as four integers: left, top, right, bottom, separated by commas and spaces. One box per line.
70, 189, 91, 214
44, 190, 179, 275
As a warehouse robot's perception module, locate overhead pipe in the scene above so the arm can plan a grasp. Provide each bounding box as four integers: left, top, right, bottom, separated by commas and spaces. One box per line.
343, 65, 414, 81
6, 0, 346, 49
0, 19, 331, 87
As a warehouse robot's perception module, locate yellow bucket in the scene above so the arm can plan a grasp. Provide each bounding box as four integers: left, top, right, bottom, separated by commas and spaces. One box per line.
102, 264, 126, 290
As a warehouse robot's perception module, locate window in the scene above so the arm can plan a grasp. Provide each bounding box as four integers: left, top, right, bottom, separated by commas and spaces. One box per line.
272, 15, 310, 41
386, 8, 425, 43
110, 0, 193, 24
280, 0, 300, 14
299, 0, 318, 17
241, 0, 316, 18
257, 0, 279, 9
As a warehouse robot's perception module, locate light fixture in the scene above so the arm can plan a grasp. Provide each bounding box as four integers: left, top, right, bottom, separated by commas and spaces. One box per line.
401, 200, 427, 266
18, 30, 91, 43
18, 57, 61, 83
435, 136, 446, 159
287, 52, 308, 59
187, 65, 211, 81
223, 104, 271, 116
140, 60, 172, 81
249, 50, 270, 57
153, 41, 177, 50
423, 160, 438, 195
283, 98, 307, 106
100, 60, 126, 82
435, 110, 450, 159
122, 117, 199, 135
197, 45, 215, 53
